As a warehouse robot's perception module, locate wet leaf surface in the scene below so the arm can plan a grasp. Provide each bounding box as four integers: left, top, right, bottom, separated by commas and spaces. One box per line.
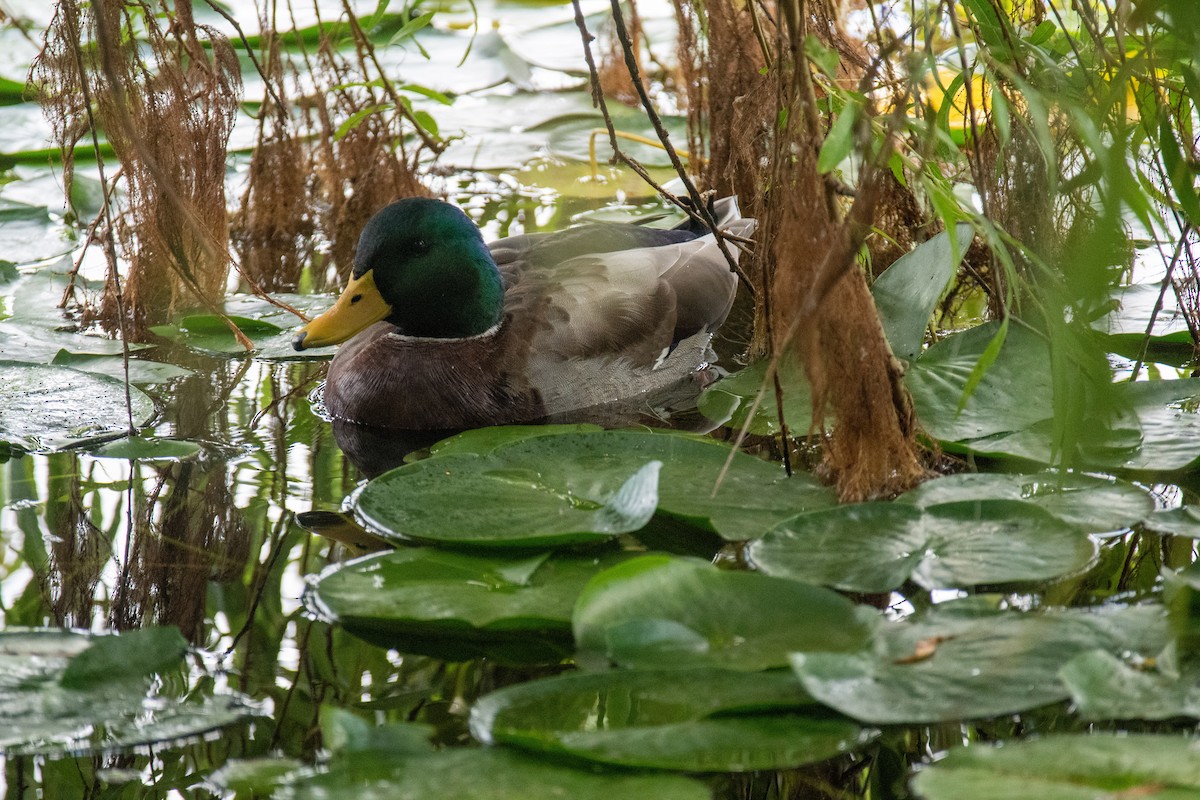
470, 667, 874, 771
912, 733, 1200, 800
574, 555, 877, 671
749, 499, 1096, 592
791, 599, 1168, 723
0, 629, 259, 757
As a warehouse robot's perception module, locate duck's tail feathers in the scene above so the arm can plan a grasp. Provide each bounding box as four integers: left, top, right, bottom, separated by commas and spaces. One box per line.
671, 196, 756, 242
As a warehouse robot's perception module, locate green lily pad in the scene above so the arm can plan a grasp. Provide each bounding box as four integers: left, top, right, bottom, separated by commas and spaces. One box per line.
911, 733, 1200, 800
898, 471, 1155, 534
151, 294, 332, 360
427, 423, 605, 457
908, 320, 1200, 472
306, 548, 625, 662
973, 378, 1200, 471
88, 436, 202, 461
1142, 505, 1200, 538
1059, 649, 1200, 720
749, 499, 1096, 592
276, 747, 710, 800
573, 554, 877, 671
0, 628, 259, 757
470, 667, 873, 772
907, 321, 1055, 443
791, 599, 1168, 724
697, 358, 817, 436
355, 452, 660, 548
872, 223, 973, 363
358, 430, 836, 546
486, 430, 837, 540
0, 361, 155, 452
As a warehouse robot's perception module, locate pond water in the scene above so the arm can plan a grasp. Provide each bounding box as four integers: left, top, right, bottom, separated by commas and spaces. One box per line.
4, 1, 1200, 798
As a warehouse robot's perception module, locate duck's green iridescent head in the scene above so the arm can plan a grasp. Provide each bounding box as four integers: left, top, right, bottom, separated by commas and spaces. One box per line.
293, 198, 504, 350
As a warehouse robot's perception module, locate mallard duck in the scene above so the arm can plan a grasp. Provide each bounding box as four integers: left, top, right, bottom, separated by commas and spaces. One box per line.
292, 196, 755, 430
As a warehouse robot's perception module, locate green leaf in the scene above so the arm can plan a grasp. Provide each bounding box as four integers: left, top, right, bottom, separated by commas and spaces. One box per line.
362, 430, 836, 545
0, 629, 257, 757
60, 626, 188, 689
792, 600, 1167, 723
749, 499, 1095, 592
573, 555, 877, 671
1026, 19, 1056, 45
898, 471, 1154, 534
907, 321, 1053, 442
817, 97, 861, 174
698, 358, 817, 436
912, 734, 1200, 800
871, 222, 973, 362
355, 453, 659, 548
1060, 650, 1200, 720
1142, 505, 1200, 538
88, 436, 202, 462
306, 548, 624, 662
471, 667, 873, 772
1160, 116, 1200, 225
0, 361, 154, 452
275, 748, 710, 800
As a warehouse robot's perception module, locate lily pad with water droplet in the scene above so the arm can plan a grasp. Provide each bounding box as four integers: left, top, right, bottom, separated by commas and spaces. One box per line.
470, 666, 874, 772
791, 598, 1168, 724
0, 628, 260, 757
749, 499, 1096, 593
357, 430, 835, 546
911, 733, 1200, 800
0, 361, 155, 452
573, 554, 877, 671
356, 452, 661, 548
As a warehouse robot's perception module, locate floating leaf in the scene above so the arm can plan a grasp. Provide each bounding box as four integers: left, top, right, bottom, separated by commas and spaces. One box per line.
912, 733, 1200, 800
277, 747, 709, 800
1060, 649, 1200, 720
0, 629, 259, 757
471, 667, 873, 771
907, 321, 1054, 442
697, 359, 817, 436
749, 499, 1096, 592
357, 430, 835, 546
306, 548, 625, 662
88, 436, 202, 462
355, 452, 660, 548
898, 471, 1154, 534
791, 599, 1167, 723
1142, 505, 1200, 538
60, 626, 188, 689
0, 361, 154, 452
574, 555, 877, 671
908, 320, 1200, 471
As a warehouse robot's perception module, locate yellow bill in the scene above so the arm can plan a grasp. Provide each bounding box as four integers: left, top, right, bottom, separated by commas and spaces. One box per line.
293, 270, 392, 350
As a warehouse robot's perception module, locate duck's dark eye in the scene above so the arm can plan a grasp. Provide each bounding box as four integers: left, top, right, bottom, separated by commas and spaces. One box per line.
350, 294, 363, 304
411, 238, 430, 255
